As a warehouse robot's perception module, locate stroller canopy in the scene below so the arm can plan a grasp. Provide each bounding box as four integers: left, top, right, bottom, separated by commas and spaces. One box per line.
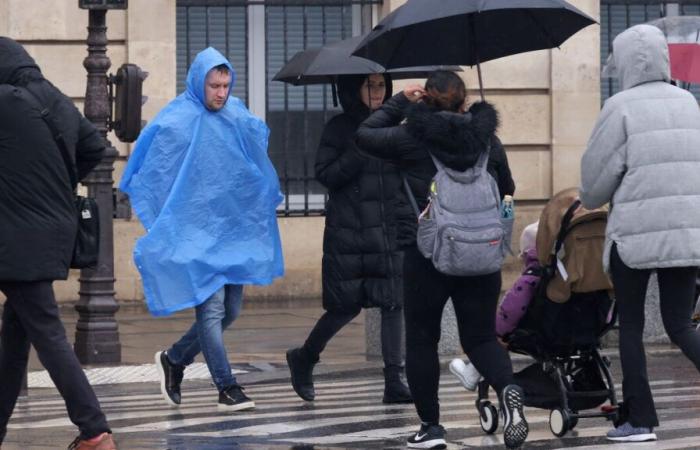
537, 187, 613, 302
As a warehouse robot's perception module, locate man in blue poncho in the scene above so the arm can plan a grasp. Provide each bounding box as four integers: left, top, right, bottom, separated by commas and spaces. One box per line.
120, 47, 284, 411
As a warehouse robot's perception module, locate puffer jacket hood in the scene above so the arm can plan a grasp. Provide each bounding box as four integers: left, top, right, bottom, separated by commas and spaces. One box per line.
337, 74, 393, 123
185, 47, 236, 107
613, 24, 670, 90
0, 36, 42, 85
405, 100, 499, 173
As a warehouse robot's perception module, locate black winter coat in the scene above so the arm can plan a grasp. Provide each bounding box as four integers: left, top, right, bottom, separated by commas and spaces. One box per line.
317, 75, 403, 313
0, 37, 105, 281
356, 93, 515, 248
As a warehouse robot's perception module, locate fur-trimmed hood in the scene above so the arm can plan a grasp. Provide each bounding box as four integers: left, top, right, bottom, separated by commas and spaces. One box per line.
405, 101, 499, 171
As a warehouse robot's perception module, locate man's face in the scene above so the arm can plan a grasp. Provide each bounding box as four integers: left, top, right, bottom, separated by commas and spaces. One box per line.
204, 69, 231, 111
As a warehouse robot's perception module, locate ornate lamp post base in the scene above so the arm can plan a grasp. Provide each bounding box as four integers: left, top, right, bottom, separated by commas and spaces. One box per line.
75, 7, 121, 364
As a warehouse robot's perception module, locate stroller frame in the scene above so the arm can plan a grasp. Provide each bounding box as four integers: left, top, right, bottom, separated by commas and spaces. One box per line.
474, 199, 620, 437
475, 345, 619, 436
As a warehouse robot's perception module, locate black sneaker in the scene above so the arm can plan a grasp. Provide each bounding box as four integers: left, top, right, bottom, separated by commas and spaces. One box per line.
502, 384, 529, 449
407, 423, 446, 449
155, 351, 184, 406
218, 384, 255, 411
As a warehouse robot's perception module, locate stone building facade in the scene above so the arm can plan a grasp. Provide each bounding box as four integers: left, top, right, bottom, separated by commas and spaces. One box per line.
1, 0, 600, 303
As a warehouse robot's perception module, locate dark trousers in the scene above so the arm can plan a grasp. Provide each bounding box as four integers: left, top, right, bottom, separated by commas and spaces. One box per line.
403, 246, 514, 425
0, 281, 110, 442
303, 304, 403, 369
610, 244, 700, 428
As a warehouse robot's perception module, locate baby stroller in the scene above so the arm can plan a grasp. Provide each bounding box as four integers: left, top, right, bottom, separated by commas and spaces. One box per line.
475, 188, 619, 437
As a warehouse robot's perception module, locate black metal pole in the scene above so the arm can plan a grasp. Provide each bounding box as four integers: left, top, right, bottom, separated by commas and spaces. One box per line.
469, 14, 485, 101
74, 8, 121, 364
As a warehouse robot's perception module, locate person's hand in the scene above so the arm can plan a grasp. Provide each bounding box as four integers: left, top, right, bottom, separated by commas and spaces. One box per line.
403, 85, 425, 103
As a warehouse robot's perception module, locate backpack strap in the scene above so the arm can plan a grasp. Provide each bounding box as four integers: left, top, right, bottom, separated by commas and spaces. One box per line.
429, 138, 491, 176
20, 86, 78, 189
554, 200, 582, 257
403, 138, 493, 219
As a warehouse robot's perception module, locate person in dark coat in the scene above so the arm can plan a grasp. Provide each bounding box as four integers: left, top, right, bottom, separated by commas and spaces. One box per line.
0, 37, 116, 449
355, 71, 527, 450
286, 73, 412, 404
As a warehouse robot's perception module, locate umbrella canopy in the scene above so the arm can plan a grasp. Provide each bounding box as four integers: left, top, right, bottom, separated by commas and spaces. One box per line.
273, 35, 460, 86
603, 16, 700, 84
352, 0, 596, 97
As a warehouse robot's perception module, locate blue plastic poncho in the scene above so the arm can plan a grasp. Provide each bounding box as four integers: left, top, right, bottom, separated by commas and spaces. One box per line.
120, 47, 284, 316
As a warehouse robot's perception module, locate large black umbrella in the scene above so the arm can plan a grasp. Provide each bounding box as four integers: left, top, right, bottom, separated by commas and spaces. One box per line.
353, 0, 596, 98
273, 35, 460, 86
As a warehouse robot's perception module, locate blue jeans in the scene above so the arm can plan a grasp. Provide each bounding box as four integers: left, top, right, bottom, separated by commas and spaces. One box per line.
166, 284, 243, 391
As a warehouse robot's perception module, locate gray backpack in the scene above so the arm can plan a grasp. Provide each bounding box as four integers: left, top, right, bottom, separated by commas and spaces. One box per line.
405, 151, 513, 276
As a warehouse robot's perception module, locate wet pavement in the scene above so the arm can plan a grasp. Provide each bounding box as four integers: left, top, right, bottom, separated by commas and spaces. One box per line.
4, 301, 700, 449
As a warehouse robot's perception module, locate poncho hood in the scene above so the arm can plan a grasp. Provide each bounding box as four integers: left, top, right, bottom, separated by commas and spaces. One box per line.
185, 46, 236, 107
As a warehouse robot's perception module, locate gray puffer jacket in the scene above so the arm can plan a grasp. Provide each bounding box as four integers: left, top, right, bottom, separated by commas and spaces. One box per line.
580, 24, 700, 270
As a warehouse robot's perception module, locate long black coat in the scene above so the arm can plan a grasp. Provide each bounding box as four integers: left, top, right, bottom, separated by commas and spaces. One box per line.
356, 93, 515, 248
0, 38, 105, 281
317, 75, 403, 313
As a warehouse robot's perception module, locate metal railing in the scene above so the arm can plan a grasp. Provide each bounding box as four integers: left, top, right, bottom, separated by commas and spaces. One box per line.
601, 0, 700, 102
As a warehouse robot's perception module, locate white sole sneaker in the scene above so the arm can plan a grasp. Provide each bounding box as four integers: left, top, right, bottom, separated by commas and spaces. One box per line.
607, 432, 657, 442
406, 439, 446, 449
217, 400, 255, 412
502, 385, 528, 449
448, 359, 481, 391
155, 351, 179, 407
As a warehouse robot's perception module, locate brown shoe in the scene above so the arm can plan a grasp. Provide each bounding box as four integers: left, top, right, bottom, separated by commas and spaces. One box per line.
67, 432, 116, 450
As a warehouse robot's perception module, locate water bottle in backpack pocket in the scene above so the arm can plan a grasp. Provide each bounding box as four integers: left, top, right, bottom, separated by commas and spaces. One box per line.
411, 151, 512, 276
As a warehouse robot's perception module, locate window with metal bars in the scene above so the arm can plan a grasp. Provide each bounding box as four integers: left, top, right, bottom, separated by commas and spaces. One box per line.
601, 0, 700, 103
176, 0, 382, 216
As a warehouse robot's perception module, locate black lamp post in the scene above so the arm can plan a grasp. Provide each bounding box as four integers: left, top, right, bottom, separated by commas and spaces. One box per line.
75, 0, 128, 364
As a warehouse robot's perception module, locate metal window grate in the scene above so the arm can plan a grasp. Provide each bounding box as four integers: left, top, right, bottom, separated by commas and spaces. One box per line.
601, 0, 700, 103
176, 4, 249, 102
176, 0, 382, 216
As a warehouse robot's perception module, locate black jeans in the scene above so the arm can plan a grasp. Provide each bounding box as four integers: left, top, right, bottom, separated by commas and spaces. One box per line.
0, 281, 110, 442
610, 244, 700, 428
403, 246, 514, 425
303, 304, 403, 369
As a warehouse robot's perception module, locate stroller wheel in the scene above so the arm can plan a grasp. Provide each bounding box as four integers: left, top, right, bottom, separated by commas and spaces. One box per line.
569, 413, 579, 430
478, 401, 499, 434
549, 408, 571, 437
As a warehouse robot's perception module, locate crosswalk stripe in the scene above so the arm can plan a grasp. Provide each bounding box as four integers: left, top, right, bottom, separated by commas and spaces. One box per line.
26, 390, 688, 433
7, 374, 700, 450
552, 434, 700, 450
12, 380, 700, 417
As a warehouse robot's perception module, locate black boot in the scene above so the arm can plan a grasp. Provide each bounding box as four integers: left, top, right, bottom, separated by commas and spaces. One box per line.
382, 366, 413, 404
286, 347, 318, 401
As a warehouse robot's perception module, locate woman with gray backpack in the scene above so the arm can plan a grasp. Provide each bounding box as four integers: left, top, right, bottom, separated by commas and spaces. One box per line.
355, 71, 527, 450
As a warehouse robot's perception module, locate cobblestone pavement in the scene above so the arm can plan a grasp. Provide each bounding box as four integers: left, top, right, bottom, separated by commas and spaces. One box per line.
4, 353, 700, 450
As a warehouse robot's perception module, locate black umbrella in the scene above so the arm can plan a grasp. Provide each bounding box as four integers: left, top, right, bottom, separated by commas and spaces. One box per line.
352, 0, 596, 98
273, 35, 460, 105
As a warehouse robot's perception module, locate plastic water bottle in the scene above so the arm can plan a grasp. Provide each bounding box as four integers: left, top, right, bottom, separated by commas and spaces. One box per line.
501, 195, 514, 219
